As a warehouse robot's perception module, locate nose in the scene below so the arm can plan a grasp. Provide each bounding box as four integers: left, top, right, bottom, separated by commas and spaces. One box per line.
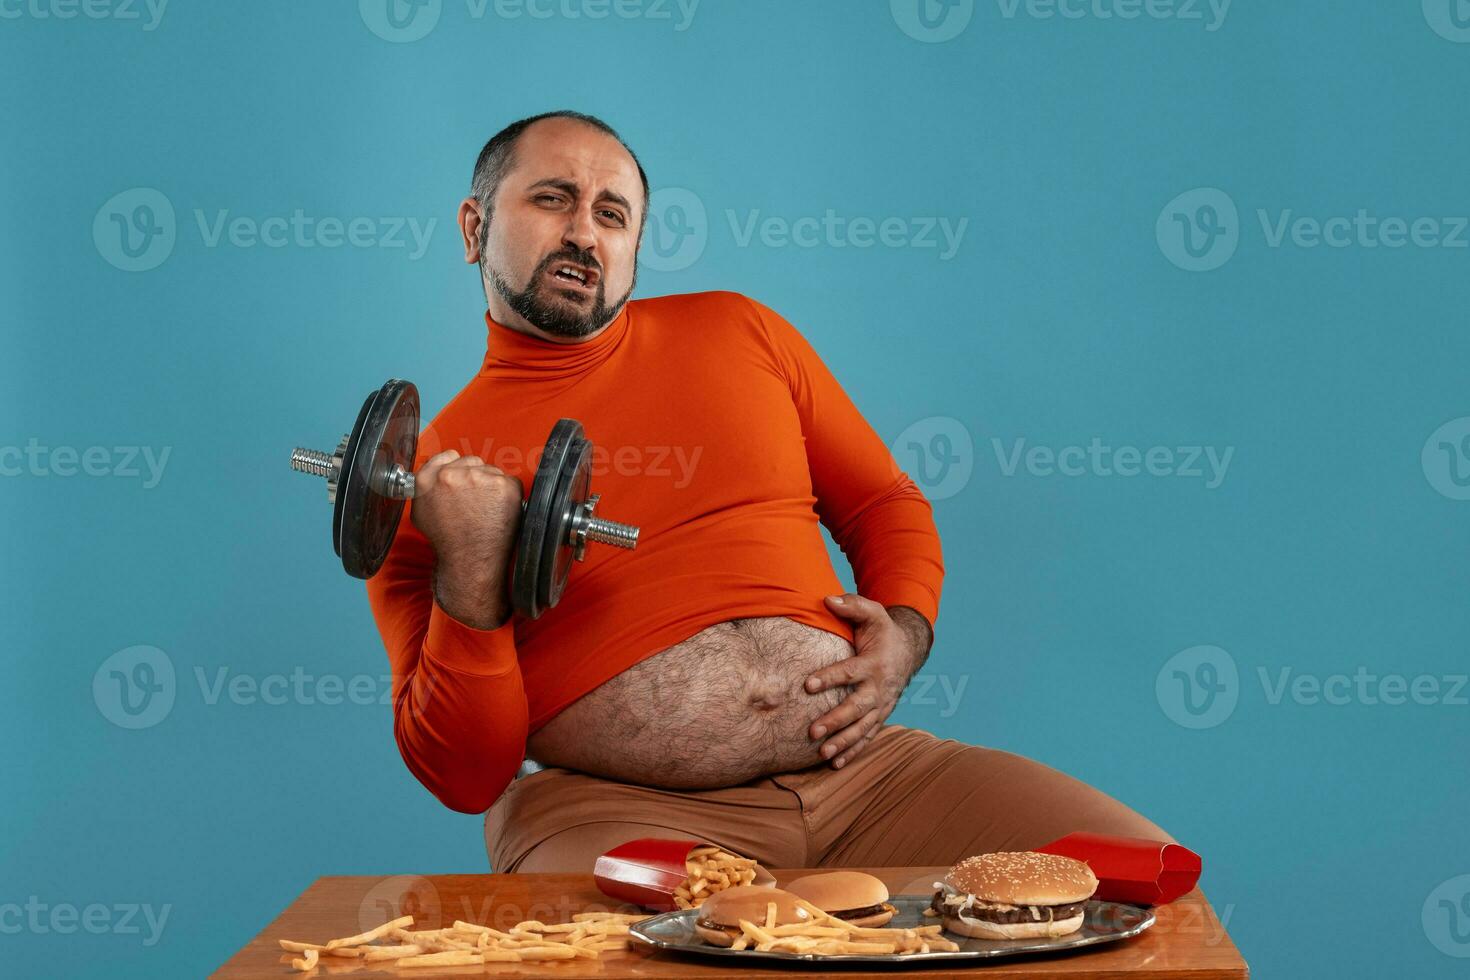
562, 203, 598, 256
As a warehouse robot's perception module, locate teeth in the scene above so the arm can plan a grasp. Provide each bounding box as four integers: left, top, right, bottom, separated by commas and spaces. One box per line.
556, 266, 587, 283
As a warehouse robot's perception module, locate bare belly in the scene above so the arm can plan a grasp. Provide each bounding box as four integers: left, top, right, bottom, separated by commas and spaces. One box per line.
525, 617, 854, 788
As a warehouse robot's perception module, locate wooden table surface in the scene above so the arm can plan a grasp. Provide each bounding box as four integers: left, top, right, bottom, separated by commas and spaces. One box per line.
212, 867, 1248, 978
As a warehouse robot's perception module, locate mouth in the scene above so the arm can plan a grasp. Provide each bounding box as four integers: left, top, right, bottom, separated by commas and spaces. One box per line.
546, 261, 599, 294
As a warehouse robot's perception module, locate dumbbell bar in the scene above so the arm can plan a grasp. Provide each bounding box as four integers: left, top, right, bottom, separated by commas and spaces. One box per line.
290, 379, 638, 619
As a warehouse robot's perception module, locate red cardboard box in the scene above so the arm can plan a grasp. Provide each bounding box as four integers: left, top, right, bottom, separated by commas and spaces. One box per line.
1037, 832, 1202, 906
594, 838, 776, 912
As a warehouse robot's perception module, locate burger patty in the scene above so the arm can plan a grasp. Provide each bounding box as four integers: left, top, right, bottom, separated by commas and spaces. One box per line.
833, 902, 893, 920
930, 891, 1087, 925
694, 916, 737, 935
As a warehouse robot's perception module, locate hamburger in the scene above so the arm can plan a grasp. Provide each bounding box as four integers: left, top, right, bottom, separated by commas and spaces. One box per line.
784, 871, 898, 928
930, 852, 1098, 940
692, 886, 815, 947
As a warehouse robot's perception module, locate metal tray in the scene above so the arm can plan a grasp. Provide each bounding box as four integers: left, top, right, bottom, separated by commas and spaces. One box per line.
628, 894, 1154, 965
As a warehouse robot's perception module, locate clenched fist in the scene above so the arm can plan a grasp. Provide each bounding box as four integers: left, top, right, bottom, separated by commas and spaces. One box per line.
411, 450, 524, 630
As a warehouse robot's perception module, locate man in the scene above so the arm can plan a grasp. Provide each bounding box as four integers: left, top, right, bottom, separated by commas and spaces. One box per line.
367, 110, 1173, 873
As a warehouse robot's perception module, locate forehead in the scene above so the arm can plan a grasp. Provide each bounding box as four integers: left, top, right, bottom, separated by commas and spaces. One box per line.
506, 118, 641, 201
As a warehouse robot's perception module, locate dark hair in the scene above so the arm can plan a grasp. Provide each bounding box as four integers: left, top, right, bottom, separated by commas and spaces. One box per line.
469, 110, 649, 236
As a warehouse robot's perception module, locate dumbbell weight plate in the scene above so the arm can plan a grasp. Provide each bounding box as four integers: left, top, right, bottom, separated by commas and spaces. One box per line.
334, 379, 419, 579
513, 418, 586, 619
538, 431, 592, 614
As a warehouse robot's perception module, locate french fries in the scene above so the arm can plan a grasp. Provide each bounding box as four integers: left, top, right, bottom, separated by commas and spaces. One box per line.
278, 909, 653, 971
672, 845, 760, 910
716, 897, 963, 956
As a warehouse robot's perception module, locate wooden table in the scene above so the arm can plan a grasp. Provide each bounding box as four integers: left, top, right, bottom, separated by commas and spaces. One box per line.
213, 867, 1248, 978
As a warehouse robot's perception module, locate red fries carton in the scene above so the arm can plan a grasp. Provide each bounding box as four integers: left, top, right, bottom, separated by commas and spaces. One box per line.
593, 838, 775, 912
1036, 831, 1202, 906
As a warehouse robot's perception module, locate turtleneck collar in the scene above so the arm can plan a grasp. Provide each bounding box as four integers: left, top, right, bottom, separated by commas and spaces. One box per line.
481, 304, 632, 377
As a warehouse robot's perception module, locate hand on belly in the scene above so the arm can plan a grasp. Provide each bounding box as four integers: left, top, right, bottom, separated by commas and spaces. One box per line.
525, 617, 854, 787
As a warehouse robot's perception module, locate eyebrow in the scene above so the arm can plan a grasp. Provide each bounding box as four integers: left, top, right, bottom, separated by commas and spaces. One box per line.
527, 178, 633, 217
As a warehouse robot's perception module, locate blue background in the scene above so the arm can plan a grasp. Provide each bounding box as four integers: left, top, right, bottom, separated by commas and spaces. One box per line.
4, 1, 1468, 976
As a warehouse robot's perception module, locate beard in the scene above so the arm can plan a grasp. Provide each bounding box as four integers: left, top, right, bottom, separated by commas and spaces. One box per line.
485, 247, 635, 340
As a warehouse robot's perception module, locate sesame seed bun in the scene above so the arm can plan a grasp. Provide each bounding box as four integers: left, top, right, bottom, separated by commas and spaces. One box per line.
944, 852, 1098, 907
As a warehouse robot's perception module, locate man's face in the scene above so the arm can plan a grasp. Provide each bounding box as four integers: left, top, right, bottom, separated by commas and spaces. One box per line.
469, 118, 643, 341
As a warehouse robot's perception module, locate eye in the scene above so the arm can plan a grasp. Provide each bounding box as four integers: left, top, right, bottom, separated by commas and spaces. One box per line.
599, 209, 627, 226
535, 193, 564, 206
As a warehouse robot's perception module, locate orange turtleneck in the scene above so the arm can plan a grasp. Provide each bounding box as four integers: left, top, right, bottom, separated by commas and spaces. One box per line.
366, 290, 944, 813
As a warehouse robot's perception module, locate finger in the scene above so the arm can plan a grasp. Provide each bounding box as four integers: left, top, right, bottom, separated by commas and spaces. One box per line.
821, 707, 884, 766
804, 656, 866, 695
824, 593, 884, 621
412, 451, 461, 493
808, 682, 878, 742
443, 454, 490, 469
418, 450, 462, 475
832, 723, 883, 769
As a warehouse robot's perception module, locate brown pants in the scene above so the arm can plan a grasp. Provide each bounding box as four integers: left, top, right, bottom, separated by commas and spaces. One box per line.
485, 725, 1172, 873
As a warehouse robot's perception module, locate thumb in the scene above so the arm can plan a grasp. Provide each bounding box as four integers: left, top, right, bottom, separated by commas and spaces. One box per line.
824, 593, 872, 620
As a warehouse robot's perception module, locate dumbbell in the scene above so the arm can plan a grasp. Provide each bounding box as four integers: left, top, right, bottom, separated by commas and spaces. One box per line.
289, 378, 638, 619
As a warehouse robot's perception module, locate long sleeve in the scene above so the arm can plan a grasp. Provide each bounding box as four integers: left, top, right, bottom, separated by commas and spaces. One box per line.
365, 508, 529, 814
744, 295, 945, 629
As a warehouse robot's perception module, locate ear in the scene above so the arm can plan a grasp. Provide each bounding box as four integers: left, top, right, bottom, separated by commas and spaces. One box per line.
458, 197, 484, 264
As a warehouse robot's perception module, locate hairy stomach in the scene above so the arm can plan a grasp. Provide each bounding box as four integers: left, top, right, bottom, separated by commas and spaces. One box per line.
524, 617, 854, 787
